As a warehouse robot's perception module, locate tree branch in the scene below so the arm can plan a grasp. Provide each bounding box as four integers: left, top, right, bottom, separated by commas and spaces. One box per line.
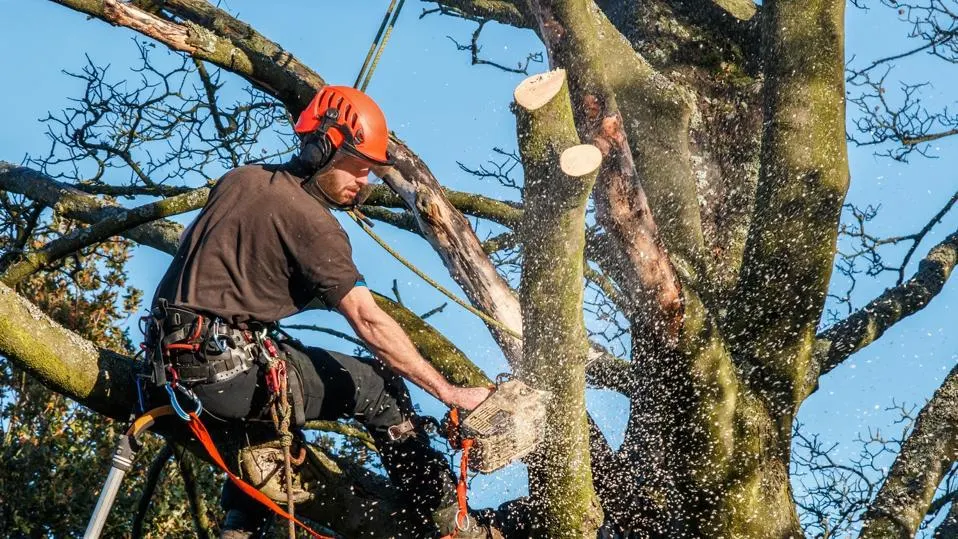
860, 363, 958, 539
0, 162, 186, 254
515, 69, 603, 534
585, 344, 634, 393
426, 0, 533, 28
728, 0, 849, 407
1, 186, 208, 285
364, 184, 523, 229
816, 230, 958, 377
525, 0, 686, 344
0, 281, 135, 419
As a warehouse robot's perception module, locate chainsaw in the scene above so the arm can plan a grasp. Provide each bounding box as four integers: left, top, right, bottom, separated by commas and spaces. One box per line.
444, 377, 551, 473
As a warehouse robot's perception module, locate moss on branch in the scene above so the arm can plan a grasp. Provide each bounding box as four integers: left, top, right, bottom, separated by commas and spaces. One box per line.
816, 231, 958, 377
860, 363, 958, 538
515, 68, 604, 536
374, 293, 491, 388
0, 281, 134, 419
728, 0, 849, 410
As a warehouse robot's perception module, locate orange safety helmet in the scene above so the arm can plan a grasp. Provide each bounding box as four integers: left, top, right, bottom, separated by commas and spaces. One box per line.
294, 86, 392, 166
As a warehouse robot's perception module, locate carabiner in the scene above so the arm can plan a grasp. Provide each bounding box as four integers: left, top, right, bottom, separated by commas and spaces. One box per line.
165, 384, 203, 421
208, 318, 228, 354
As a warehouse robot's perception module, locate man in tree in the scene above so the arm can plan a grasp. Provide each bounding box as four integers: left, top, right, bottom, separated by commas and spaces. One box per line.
150, 85, 494, 538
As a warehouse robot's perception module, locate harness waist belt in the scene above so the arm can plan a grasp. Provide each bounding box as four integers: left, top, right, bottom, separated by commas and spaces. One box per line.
174, 346, 256, 384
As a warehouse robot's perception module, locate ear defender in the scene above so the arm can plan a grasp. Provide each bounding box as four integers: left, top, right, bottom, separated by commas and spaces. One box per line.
300, 132, 334, 173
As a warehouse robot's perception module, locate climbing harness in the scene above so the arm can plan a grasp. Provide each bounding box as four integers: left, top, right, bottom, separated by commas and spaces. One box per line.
86, 301, 325, 539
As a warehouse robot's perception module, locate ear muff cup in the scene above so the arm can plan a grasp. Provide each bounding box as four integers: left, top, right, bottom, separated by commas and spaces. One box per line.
299, 132, 334, 173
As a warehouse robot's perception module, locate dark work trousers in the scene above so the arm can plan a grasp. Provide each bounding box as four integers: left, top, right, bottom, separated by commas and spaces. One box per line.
190, 340, 458, 533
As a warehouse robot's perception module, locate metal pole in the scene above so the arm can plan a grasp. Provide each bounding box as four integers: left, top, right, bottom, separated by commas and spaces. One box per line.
83, 434, 135, 539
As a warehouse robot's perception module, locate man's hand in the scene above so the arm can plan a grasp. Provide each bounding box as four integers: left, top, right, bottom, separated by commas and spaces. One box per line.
444, 386, 493, 411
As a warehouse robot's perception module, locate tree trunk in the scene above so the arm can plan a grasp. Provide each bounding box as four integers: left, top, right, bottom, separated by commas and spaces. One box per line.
516, 69, 603, 537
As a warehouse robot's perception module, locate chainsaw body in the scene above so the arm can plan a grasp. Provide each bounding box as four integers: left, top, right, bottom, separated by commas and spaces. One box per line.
450, 379, 550, 473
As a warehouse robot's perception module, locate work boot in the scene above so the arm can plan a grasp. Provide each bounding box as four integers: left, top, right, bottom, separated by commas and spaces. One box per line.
432, 504, 504, 538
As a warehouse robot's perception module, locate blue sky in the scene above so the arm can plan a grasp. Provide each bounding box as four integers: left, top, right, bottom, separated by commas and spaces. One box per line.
1, 0, 955, 518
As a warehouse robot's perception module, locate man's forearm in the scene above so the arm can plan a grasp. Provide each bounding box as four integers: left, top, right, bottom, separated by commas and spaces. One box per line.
337, 286, 491, 410
349, 306, 456, 404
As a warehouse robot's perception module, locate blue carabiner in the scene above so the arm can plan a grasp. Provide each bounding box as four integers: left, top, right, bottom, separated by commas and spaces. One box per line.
165, 384, 203, 420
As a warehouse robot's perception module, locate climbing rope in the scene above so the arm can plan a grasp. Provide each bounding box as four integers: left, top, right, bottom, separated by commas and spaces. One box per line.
354, 0, 407, 92
347, 209, 523, 340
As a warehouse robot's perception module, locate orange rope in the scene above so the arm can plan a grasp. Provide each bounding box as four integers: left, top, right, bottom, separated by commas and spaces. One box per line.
186, 411, 333, 539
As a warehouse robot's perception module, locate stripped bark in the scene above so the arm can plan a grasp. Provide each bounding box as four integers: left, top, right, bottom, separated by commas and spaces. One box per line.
860, 363, 958, 539
524, 0, 685, 343
376, 144, 525, 364
515, 69, 603, 536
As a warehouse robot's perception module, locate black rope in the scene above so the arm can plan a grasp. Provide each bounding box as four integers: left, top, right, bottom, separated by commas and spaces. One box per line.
355, 0, 407, 91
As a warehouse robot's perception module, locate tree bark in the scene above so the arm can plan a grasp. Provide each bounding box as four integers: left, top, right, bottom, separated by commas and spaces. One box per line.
728, 0, 849, 417
860, 363, 958, 539
515, 69, 603, 537
815, 230, 958, 377
525, 0, 685, 343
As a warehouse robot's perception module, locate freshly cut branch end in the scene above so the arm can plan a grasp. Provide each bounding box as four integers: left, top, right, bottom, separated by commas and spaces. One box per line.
560, 144, 602, 178
514, 69, 568, 111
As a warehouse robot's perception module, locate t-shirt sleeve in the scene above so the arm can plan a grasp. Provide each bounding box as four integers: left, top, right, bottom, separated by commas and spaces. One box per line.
280, 213, 363, 310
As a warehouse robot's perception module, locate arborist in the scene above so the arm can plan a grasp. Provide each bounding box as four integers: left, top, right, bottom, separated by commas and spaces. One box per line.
147, 85, 498, 538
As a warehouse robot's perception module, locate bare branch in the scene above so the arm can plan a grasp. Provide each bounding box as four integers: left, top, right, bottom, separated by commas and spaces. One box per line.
816, 229, 958, 377
860, 363, 958, 538
423, 0, 532, 28
1, 186, 209, 285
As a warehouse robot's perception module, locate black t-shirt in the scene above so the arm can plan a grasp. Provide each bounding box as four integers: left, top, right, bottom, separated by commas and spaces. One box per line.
152, 163, 363, 326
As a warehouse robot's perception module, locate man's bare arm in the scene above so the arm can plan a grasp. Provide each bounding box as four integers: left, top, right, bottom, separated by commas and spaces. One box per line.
337, 286, 491, 410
